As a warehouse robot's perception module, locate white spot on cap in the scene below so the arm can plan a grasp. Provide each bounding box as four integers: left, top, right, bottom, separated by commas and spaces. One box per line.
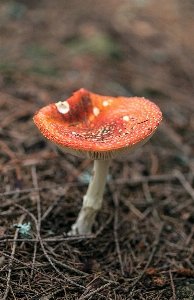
123, 115, 129, 121
55, 101, 69, 114
93, 107, 100, 116
103, 100, 109, 106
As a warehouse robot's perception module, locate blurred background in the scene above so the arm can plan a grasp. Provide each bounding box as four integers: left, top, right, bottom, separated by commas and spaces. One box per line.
1, 0, 194, 175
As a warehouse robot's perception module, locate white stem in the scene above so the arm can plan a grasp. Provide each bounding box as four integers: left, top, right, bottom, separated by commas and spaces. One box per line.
68, 159, 110, 235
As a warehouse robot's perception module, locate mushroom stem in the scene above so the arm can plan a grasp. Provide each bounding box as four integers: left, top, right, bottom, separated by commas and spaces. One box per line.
68, 159, 110, 235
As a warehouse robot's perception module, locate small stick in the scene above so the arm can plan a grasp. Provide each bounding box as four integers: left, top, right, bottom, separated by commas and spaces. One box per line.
164, 240, 193, 252
14, 204, 86, 290
0, 236, 93, 243
0, 173, 177, 197
51, 256, 89, 276
113, 189, 125, 277
41, 186, 70, 221
93, 211, 114, 237
14, 205, 110, 298
0, 102, 34, 130
0, 250, 83, 287
3, 214, 26, 300
0, 152, 58, 173
0, 140, 22, 182
115, 173, 177, 185
142, 181, 153, 204
174, 170, 194, 200
130, 222, 164, 287
169, 269, 177, 300
31, 165, 41, 278
40, 288, 64, 300
10, 286, 17, 300
78, 282, 112, 300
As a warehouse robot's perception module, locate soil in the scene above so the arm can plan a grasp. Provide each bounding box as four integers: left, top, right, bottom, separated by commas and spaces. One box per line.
1, 0, 194, 299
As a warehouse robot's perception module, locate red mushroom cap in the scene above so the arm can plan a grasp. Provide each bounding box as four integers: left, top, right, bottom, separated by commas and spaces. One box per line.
33, 88, 162, 160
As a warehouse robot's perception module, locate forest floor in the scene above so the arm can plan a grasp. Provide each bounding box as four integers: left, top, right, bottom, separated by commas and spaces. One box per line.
1, 0, 194, 299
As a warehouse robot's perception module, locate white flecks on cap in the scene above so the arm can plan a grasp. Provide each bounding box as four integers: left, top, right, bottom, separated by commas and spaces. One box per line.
55, 101, 70, 114
102, 100, 109, 107
123, 115, 129, 121
93, 107, 100, 116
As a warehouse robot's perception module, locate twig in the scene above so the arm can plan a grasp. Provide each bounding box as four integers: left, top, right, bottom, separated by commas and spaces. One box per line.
115, 173, 177, 185
0, 251, 78, 286
38, 236, 112, 299
0, 92, 34, 130
130, 222, 165, 287
185, 225, 194, 246
31, 165, 41, 228
174, 170, 194, 200
170, 198, 193, 214
63, 286, 68, 300
14, 204, 86, 290
50, 256, 89, 276
14, 204, 110, 299
0, 275, 38, 294
169, 269, 177, 300
163, 240, 194, 252
113, 189, 125, 277
93, 211, 114, 237
0, 195, 30, 209
142, 181, 153, 204
78, 282, 112, 300
3, 214, 26, 300
0, 236, 94, 243
10, 286, 17, 300
41, 185, 70, 221
159, 121, 189, 155
39, 288, 64, 300
0, 173, 177, 197
0, 152, 58, 173
31, 165, 41, 278
122, 198, 145, 220
0, 140, 22, 181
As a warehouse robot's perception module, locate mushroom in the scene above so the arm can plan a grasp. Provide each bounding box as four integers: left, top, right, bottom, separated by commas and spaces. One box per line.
33, 88, 162, 235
